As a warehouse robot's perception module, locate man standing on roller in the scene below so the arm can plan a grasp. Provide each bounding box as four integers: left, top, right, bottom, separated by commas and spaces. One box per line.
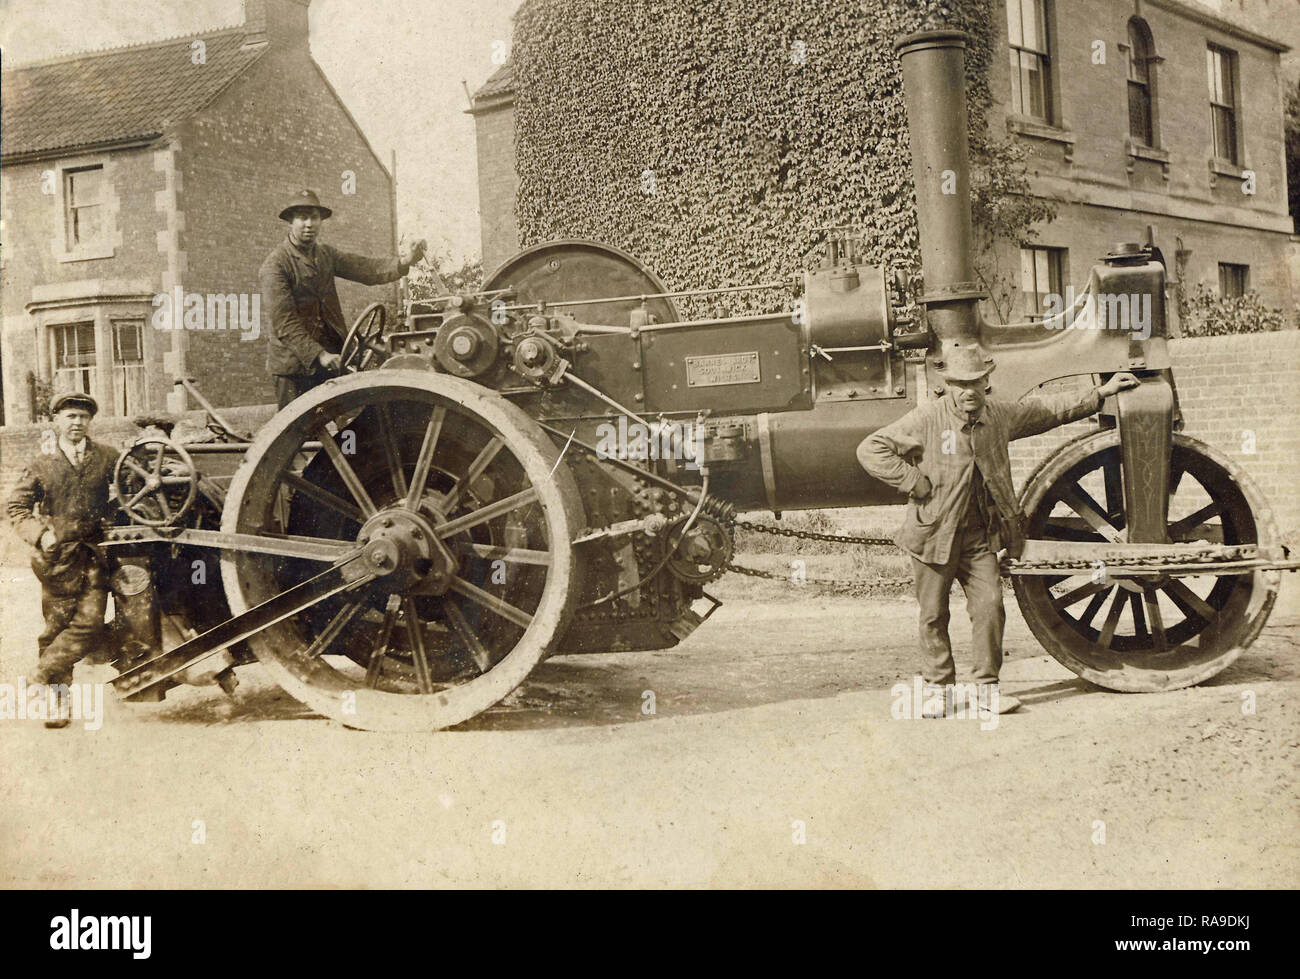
261, 189, 427, 408
858, 341, 1139, 718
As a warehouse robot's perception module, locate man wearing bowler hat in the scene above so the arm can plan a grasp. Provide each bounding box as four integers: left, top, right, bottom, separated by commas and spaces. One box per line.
261, 189, 427, 408
858, 340, 1139, 717
7, 392, 119, 727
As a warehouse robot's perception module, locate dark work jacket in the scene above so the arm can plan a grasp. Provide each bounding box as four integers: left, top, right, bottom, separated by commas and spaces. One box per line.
858, 388, 1103, 564
261, 237, 406, 377
7, 439, 118, 593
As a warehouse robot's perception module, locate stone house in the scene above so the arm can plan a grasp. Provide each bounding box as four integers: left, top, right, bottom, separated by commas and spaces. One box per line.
0, 0, 397, 426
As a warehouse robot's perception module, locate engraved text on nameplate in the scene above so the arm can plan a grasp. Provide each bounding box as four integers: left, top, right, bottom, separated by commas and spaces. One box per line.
685, 352, 761, 387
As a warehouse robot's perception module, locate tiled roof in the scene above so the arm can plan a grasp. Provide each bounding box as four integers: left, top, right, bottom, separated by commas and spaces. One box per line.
472, 61, 515, 103
2, 31, 266, 160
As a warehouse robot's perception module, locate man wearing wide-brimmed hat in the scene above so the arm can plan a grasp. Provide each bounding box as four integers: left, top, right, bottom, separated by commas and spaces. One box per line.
261, 189, 427, 408
7, 392, 120, 727
858, 340, 1139, 718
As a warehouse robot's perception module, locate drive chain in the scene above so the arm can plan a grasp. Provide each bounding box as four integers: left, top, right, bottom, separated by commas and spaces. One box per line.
732, 517, 894, 547
725, 560, 915, 592
725, 518, 1276, 590
727, 517, 903, 591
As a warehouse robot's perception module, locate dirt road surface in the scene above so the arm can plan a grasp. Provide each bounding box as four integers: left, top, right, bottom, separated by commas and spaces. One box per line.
2, 566, 1297, 889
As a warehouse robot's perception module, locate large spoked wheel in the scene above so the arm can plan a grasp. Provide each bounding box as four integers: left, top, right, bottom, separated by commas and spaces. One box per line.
220, 371, 584, 730
1013, 430, 1280, 692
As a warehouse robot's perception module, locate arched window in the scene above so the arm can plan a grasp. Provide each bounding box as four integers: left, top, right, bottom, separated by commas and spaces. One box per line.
1127, 19, 1156, 146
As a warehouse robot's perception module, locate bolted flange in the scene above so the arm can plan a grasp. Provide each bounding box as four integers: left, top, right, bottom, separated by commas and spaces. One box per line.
356, 507, 456, 593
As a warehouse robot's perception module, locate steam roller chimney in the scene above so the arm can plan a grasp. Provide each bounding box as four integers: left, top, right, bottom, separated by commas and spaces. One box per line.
894, 30, 985, 346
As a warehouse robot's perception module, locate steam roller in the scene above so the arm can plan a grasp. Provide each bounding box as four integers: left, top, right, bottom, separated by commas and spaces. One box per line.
101, 29, 1294, 730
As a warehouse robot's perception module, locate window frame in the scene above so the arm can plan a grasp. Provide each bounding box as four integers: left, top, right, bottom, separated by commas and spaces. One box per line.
1126, 18, 1159, 148
1218, 263, 1249, 299
110, 318, 148, 418
20, 286, 156, 424
1007, 0, 1056, 125
64, 165, 106, 248
51, 155, 118, 262
1019, 245, 1068, 321
1206, 44, 1240, 166
50, 321, 99, 400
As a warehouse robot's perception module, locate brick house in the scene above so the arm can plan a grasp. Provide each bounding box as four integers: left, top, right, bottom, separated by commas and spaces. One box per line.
992, 0, 1297, 325
468, 0, 1298, 324
467, 62, 519, 277
0, 0, 397, 427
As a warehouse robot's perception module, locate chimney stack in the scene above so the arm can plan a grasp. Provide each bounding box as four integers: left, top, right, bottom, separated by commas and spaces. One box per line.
894, 30, 984, 345
242, 0, 311, 49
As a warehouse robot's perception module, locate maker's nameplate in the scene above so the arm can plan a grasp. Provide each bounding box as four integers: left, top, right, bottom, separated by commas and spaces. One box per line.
685, 351, 761, 387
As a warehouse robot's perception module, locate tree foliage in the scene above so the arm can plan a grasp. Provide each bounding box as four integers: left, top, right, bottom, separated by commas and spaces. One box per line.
511, 0, 1049, 319
27, 371, 54, 421
408, 254, 485, 302
971, 135, 1057, 323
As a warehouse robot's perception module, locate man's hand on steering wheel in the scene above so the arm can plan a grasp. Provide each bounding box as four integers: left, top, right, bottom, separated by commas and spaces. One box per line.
338, 303, 388, 372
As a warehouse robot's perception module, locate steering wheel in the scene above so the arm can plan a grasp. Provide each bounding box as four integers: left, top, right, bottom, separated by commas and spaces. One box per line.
113, 437, 198, 528
339, 302, 387, 372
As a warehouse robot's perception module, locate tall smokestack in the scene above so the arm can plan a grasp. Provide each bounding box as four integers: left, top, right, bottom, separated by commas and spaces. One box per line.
894, 30, 984, 344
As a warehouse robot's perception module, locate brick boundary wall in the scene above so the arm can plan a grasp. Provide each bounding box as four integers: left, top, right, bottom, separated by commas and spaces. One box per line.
0, 404, 277, 503
1008, 331, 1300, 541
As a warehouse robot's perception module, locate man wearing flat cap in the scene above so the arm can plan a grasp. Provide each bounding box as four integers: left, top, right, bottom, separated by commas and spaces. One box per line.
261, 189, 427, 408
7, 392, 119, 727
859, 341, 1139, 717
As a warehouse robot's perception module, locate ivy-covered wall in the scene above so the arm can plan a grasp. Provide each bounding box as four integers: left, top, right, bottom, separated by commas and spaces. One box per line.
512, 0, 996, 316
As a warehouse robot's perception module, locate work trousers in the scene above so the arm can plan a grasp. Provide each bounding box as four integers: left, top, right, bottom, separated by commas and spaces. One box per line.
36, 582, 108, 687
909, 513, 1006, 686
274, 373, 328, 410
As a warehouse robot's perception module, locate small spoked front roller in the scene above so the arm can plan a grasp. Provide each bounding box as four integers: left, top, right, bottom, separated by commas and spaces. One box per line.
219, 371, 584, 730
1013, 431, 1280, 692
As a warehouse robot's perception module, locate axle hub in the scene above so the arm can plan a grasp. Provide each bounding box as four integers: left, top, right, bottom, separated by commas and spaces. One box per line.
357, 508, 454, 593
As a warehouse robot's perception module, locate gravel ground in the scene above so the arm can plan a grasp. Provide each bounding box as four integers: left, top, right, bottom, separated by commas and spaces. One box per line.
1, 563, 1296, 889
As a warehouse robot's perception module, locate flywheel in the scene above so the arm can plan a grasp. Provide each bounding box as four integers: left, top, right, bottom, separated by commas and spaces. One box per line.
483, 239, 680, 326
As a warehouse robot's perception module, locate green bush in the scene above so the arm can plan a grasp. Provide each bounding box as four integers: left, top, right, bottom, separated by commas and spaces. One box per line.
512, 0, 1006, 318
1180, 282, 1289, 337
